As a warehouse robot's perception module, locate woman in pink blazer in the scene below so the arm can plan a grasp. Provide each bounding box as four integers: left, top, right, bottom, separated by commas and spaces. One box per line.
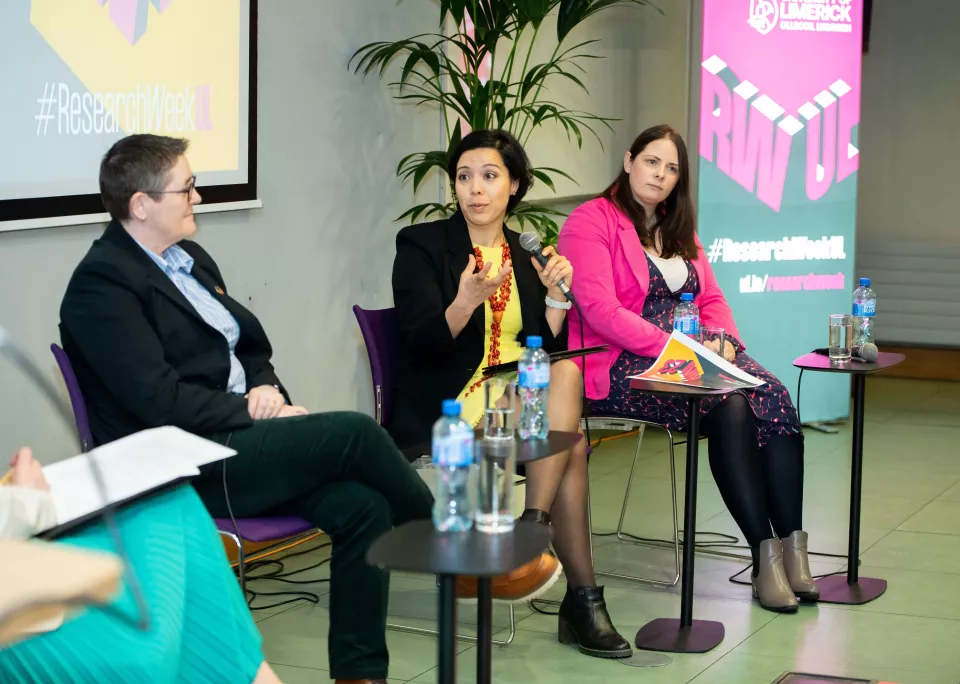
558, 125, 816, 613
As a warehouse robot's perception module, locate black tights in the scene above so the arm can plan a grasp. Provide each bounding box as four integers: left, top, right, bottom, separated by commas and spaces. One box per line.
700, 394, 804, 569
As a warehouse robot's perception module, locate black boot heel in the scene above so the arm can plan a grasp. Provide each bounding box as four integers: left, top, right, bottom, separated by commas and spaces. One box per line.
557, 617, 577, 646
557, 586, 633, 659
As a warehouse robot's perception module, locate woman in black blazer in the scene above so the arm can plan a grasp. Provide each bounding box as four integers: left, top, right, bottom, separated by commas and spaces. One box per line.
389, 129, 631, 660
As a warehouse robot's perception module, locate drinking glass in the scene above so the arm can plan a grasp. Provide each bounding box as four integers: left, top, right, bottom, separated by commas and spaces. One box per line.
829, 314, 853, 361
699, 326, 726, 357
483, 377, 515, 442
474, 439, 516, 533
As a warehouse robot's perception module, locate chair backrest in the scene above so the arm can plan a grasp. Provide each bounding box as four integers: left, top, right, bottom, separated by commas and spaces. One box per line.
50, 344, 95, 453
352, 306, 398, 427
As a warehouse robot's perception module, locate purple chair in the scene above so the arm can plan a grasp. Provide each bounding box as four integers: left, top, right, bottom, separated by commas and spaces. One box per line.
50, 343, 96, 454
353, 305, 521, 646
351, 305, 398, 427
49, 344, 314, 591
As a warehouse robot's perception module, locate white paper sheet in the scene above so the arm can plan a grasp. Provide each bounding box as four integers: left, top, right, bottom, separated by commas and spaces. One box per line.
41, 427, 235, 530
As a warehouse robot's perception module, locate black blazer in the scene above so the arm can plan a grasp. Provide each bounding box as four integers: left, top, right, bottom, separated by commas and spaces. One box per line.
59, 220, 286, 446
387, 211, 566, 451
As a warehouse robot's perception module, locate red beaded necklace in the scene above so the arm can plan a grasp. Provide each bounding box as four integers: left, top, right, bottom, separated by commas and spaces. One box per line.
466, 239, 512, 396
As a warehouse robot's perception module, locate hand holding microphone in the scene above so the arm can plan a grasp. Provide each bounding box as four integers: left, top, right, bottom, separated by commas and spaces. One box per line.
519, 232, 576, 305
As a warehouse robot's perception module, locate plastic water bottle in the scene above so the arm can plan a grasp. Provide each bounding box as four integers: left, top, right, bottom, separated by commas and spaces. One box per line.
518, 336, 550, 440
673, 293, 700, 338
432, 400, 475, 532
852, 277, 876, 346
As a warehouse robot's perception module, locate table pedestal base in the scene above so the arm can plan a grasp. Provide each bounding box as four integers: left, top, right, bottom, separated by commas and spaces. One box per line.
634, 618, 724, 653
816, 575, 886, 605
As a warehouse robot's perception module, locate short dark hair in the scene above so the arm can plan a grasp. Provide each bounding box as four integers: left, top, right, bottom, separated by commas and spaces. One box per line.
447, 129, 533, 212
601, 125, 697, 261
99, 134, 189, 221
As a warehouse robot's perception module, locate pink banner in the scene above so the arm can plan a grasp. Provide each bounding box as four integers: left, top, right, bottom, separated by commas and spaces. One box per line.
700, 0, 863, 211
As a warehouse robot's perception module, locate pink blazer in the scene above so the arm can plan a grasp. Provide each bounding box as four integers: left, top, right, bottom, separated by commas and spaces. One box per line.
558, 197, 742, 401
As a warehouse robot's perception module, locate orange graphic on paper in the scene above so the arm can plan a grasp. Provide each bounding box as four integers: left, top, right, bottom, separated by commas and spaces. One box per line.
657, 358, 702, 383
650, 338, 705, 384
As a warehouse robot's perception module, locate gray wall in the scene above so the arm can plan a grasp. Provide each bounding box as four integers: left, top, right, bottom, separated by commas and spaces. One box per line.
852, 0, 960, 346
521, 0, 693, 201
856, 0, 960, 247
0, 0, 691, 462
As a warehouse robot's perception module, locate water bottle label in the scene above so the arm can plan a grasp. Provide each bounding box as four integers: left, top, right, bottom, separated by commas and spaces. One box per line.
674, 316, 699, 336
433, 435, 474, 467
853, 301, 876, 317
519, 365, 550, 389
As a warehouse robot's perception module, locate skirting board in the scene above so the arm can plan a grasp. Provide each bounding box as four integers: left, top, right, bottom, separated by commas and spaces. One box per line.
872, 344, 960, 382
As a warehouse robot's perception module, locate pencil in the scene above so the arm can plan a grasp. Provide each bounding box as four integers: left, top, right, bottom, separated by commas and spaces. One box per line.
0, 470, 13, 486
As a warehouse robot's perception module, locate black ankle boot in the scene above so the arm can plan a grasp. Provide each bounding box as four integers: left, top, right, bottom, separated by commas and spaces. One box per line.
557, 586, 632, 659
519, 508, 550, 526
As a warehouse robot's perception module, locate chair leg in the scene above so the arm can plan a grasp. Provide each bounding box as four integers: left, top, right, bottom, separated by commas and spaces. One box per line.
614, 424, 647, 542
387, 604, 516, 646
596, 424, 681, 587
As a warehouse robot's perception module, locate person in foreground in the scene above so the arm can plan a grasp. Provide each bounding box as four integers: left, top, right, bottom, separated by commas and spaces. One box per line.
557, 125, 817, 612
59, 134, 434, 683
0, 448, 284, 683
389, 129, 632, 658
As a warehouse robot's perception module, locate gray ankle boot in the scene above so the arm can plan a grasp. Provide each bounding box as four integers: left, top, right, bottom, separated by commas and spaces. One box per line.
781, 530, 819, 602
752, 538, 799, 612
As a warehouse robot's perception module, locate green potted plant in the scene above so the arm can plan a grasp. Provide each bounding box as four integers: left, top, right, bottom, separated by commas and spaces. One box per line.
351, 0, 660, 244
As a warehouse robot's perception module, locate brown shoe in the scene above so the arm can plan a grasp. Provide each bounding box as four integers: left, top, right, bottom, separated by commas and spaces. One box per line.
781, 530, 820, 602
752, 538, 799, 613
456, 553, 562, 603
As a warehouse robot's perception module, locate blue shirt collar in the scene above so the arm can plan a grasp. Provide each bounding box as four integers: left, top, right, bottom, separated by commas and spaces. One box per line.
132, 238, 194, 276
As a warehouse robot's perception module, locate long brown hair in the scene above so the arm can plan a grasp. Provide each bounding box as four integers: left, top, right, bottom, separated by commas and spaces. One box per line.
601, 125, 697, 260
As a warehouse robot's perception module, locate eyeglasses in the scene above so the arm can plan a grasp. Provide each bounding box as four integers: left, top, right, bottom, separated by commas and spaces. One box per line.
150, 174, 197, 198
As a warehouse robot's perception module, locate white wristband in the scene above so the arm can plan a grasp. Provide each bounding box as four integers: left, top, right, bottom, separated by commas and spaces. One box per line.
545, 295, 572, 310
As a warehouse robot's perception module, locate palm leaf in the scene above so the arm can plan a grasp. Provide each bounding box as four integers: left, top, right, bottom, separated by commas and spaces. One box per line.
396, 202, 456, 224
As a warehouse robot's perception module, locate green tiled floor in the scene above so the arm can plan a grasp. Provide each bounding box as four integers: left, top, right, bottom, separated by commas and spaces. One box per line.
255, 377, 960, 683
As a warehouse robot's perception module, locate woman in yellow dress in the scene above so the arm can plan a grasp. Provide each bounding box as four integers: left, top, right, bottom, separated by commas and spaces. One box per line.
388, 129, 632, 660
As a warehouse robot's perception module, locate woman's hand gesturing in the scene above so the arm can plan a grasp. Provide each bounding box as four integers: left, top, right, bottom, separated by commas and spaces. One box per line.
454, 254, 513, 311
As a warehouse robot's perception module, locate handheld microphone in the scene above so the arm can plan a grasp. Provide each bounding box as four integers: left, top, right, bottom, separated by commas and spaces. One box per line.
812, 342, 879, 363
518, 231, 577, 305
0, 325, 150, 630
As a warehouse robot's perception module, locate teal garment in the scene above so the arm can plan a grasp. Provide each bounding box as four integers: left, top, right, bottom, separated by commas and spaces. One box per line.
0, 485, 263, 683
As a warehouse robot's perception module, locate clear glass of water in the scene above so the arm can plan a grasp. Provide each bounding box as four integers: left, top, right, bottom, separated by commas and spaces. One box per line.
699, 326, 726, 356
474, 439, 516, 534
483, 377, 516, 442
829, 314, 853, 361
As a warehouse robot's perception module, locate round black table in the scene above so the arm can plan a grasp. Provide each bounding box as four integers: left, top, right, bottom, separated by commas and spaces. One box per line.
367, 520, 550, 684
406, 429, 583, 466
793, 351, 905, 604
628, 379, 734, 654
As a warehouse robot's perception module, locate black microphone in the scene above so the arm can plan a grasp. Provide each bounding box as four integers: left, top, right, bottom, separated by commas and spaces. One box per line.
0, 325, 150, 630
518, 231, 578, 306
812, 342, 879, 362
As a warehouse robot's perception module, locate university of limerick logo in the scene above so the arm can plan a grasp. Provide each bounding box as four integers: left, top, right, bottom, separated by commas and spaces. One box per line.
747, 0, 778, 35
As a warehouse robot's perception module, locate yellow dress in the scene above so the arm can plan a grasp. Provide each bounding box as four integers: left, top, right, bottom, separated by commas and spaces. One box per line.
456, 243, 524, 427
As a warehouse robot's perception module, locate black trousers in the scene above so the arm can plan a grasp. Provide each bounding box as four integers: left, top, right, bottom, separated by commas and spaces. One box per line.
193, 411, 434, 680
